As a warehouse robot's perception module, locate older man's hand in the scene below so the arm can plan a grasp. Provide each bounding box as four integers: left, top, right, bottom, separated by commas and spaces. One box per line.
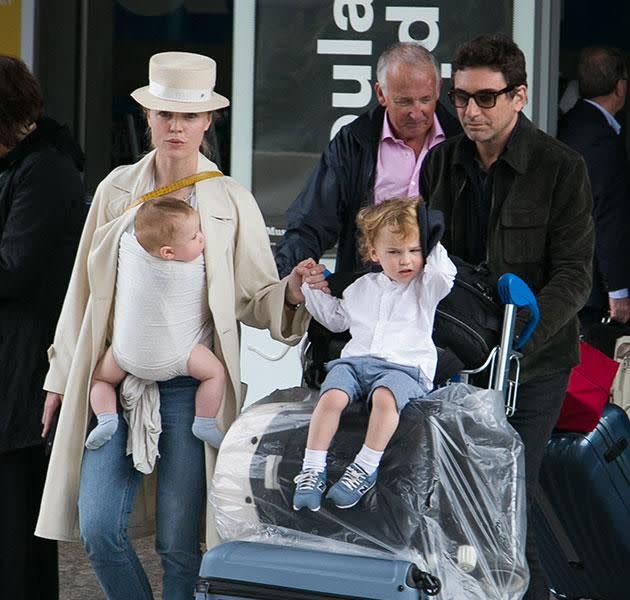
609, 296, 630, 324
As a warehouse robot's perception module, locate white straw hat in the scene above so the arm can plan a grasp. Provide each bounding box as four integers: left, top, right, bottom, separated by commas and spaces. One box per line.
131, 51, 230, 112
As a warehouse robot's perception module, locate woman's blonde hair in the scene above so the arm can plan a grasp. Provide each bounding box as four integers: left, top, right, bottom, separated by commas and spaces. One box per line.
135, 196, 197, 253
356, 197, 422, 263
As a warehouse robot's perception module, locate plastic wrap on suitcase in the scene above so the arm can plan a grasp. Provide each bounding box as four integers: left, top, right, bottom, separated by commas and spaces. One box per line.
211, 384, 528, 600
534, 403, 630, 600
196, 540, 439, 599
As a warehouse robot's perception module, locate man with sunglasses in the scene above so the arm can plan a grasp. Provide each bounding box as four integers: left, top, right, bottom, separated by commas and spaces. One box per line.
275, 42, 461, 278
421, 34, 593, 600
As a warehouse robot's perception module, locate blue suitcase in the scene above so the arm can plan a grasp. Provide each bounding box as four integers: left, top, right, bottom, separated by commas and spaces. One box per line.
195, 540, 440, 599
534, 403, 630, 600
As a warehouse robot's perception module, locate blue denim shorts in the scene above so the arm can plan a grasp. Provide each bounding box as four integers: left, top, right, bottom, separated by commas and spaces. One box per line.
320, 356, 430, 412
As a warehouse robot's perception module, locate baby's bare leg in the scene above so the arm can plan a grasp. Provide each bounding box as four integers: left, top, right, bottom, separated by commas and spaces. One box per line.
187, 344, 226, 447
86, 347, 127, 450
90, 347, 127, 414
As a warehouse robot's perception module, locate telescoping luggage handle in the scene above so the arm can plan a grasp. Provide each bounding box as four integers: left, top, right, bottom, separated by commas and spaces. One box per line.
460, 273, 540, 416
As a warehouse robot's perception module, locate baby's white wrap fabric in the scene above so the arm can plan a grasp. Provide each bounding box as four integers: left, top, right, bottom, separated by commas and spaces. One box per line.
113, 231, 212, 473
119, 376, 161, 474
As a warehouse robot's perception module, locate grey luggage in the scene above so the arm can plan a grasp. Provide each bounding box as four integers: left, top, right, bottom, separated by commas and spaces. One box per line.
195, 540, 440, 599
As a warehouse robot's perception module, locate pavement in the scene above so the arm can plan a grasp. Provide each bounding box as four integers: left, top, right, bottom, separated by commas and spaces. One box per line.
59, 535, 162, 599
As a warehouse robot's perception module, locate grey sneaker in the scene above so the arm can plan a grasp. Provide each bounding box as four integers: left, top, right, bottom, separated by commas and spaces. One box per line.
326, 463, 377, 508
293, 468, 327, 512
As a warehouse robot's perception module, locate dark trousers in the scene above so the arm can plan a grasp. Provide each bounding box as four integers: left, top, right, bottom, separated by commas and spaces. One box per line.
0, 444, 58, 600
508, 369, 570, 600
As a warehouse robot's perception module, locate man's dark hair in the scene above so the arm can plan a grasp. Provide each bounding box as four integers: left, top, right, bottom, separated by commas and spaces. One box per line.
0, 55, 44, 148
577, 46, 628, 99
452, 33, 527, 88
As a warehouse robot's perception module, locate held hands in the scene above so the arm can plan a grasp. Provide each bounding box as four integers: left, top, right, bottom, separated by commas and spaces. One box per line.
285, 258, 330, 306
609, 296, 630, 325
41, 391, 63, 438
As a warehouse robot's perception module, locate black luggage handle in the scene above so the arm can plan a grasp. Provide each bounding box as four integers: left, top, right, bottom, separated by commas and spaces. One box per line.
408, 565, 442, 596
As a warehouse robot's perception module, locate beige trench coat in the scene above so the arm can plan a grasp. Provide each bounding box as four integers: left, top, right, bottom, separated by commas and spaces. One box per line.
35, 150, 309, 545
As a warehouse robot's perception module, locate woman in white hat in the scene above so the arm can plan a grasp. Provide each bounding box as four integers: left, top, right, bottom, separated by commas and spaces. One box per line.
35, 52, 316, 599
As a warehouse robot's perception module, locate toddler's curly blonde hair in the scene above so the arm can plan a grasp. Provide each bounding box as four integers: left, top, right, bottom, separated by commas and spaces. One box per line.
356, 197, 422, 263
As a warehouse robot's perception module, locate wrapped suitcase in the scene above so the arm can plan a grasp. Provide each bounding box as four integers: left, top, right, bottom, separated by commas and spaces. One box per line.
199, 273, 539, 600
533, 403, 630, 600
195, 540, 440, 599
209, 385, 528, 600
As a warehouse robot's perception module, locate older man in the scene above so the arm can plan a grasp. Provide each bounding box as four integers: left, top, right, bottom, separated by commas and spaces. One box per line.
275, 42, 460, 277
558, 46, 630, 331
420, 34, 593, 600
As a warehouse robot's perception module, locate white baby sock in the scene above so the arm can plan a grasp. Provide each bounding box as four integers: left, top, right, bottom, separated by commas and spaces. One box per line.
192, 416, 224, 448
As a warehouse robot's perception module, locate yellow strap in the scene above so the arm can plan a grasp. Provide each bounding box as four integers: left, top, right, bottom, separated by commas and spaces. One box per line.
127, 170, 223, 211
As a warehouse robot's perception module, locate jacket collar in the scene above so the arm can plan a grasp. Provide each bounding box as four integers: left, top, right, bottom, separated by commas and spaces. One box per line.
453, 112, 533, 175
0, 117, 84, 172
349, 101, 462, 150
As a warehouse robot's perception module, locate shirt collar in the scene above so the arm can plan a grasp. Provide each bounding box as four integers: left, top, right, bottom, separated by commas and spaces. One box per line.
584, 98, 621, 134
381, 111, 444, 148
457, 112, 526, 173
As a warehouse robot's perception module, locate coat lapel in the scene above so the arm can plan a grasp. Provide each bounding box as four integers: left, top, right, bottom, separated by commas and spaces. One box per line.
197, 176, 234, 317
110, 150, 157, 199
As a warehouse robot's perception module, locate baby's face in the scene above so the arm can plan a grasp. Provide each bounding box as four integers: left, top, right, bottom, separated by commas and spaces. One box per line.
170, 213, 205, 262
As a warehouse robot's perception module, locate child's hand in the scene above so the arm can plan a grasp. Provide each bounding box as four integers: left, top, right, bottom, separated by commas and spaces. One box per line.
301, 260, 330, 292
286, 259, 330, 305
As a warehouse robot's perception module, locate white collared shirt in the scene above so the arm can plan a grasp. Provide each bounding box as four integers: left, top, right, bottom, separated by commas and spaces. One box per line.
302, 243, 456, 386
584, 98, 621, 134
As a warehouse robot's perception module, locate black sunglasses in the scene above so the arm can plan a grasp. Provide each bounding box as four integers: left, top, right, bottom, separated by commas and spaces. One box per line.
448, 85, 518, 109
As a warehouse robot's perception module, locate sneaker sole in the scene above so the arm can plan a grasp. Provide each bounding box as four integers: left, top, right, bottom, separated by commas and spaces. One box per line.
293, 504, 321, 512
330, 480, 376, 509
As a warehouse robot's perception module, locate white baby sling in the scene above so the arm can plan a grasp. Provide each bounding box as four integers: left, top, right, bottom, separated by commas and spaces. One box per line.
112, 231, 211, 472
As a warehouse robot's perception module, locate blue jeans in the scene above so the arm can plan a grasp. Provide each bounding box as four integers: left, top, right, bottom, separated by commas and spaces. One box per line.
78, 377, 205, 600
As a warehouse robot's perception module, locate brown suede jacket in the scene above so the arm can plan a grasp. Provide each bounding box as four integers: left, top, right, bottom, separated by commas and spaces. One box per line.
421, 114, 594, 382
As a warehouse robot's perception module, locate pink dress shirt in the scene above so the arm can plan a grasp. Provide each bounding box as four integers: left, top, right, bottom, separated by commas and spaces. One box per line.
374, 112, 445, 204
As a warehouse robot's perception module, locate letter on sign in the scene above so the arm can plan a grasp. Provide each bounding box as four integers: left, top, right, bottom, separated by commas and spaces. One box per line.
386, 7, 439, 50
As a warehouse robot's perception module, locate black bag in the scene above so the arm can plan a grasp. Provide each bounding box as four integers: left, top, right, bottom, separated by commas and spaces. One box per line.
302, 257, 501, 388
433, 256, 502, 370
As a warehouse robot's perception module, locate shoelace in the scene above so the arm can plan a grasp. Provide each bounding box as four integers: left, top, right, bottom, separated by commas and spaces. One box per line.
338, 464, 368, 490
294, 469, 323, 491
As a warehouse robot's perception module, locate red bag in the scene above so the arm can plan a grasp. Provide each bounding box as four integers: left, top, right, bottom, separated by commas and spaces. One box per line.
556, 341, 619, 432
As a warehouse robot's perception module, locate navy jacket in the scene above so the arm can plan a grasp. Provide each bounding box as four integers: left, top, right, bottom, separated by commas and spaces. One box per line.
275, 103, 461, 277
557, 99, 630, 310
